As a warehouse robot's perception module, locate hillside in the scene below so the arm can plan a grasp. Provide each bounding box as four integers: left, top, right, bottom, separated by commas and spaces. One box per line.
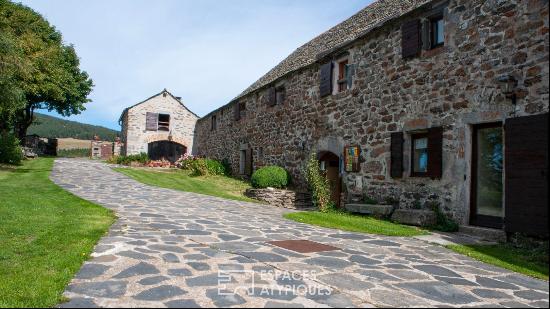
28, 113, 120, 141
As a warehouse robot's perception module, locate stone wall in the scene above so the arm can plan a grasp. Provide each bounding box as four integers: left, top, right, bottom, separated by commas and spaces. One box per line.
121, 90, 198, 156
194, 0, 549, 224
245, 188, 312, 210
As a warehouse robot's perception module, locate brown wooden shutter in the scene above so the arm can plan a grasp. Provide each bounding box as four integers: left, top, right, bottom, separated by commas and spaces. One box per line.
245, 147, 253, 176
390, 132, 404, 178
146, 112, 158, 131
233, 102, 240, 121
504, 113, 548, 237
267, 87, 276, 106
319, 62, 333, 97
427, 126, 443, 179
402, 20, 421, 58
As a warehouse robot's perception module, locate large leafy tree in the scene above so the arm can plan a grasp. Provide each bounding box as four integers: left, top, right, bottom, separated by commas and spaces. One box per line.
0, 0, 93, 140
0, 30, 25, 134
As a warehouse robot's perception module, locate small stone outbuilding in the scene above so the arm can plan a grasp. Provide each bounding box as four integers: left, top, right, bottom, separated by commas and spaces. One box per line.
119, 89, 198, 162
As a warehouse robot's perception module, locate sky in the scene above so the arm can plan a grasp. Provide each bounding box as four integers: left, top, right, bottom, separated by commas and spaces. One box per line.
20, 0, 373, 130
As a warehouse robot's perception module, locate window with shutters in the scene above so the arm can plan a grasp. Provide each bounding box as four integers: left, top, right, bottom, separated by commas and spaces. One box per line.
411, 133, 429, 176
158, 114, 170, 131
409, 127, 443, 178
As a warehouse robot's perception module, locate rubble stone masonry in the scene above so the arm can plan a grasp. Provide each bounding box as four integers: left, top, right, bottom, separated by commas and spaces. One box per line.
193, 0, 549, 224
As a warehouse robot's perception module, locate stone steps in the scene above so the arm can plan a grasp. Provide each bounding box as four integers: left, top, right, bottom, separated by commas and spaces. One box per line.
459, 225, 507, 243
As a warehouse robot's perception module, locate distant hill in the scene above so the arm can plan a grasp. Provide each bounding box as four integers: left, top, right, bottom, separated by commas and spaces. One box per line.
28, 113, 120, 141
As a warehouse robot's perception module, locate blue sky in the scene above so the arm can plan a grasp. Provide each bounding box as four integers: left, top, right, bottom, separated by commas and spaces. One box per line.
21, 0, 372, 130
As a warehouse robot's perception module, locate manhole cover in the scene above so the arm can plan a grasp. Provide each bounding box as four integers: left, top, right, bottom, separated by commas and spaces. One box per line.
267, 240, 339, 253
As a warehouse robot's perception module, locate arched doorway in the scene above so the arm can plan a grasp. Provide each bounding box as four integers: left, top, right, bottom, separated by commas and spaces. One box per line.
319, 151, 341, 208
148, 141, 186, 163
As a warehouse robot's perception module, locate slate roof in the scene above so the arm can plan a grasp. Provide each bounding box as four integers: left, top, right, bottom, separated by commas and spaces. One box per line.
118, 89, 199, 124
234, 0, 431, 101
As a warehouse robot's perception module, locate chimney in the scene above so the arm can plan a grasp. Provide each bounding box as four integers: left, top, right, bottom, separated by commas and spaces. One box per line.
176, 96, 182, 101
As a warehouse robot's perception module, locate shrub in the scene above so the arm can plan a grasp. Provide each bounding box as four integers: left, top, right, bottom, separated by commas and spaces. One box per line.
188, 158, 228, 176
251, 166, 290, 189
175, 153, 194, 169
109, 153, 149, 165
304, 152, 335, 212
57, 148, 90, 158
0, 133, 23, 165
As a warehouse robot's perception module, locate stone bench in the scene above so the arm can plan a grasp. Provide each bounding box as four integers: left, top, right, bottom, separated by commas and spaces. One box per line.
345, 203, 394, 217
391, 209, 437, 227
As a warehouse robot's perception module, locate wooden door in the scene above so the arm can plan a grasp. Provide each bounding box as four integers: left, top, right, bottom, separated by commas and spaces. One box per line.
504, 113, 548, 237
320, 152, 341, 208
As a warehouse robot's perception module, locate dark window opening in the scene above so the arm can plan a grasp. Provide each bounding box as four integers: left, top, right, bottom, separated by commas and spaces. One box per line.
211, 115, 217, 131
337, 59, 349, 93
239, 101, 246, 118
411, 133, 429, 177
430, 16, 444, 48
275, 86, 286, 105
158, 114, 170, 131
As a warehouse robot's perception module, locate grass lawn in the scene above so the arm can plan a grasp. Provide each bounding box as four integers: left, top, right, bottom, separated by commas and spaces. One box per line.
114, 167, 258, 203
0, 158, 115, 308
284, 211, 428, 237
447, 244, 549, 281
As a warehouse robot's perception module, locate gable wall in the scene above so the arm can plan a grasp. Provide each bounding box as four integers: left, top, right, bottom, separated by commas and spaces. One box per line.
122, 93, 198, 156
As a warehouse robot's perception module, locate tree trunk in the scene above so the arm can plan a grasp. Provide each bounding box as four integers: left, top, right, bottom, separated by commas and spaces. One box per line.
15, 105, 34, 142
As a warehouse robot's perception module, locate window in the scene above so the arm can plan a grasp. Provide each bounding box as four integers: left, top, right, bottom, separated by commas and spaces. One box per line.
337, 59, 349, 93
411, 133, 429, 176
430, 16, 444, 48
211, 115, 217, 131
239, 101, 246, 117
275, 86, 285, 105
158, 114, 170, 131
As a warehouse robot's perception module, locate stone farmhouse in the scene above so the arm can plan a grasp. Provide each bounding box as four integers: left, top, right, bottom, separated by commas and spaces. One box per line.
119, 89, 198, 162
191, 0, 549, 238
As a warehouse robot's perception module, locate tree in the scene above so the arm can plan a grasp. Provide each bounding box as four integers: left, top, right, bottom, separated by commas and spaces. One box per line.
0, 31, 25, 134
0, 0, 93, 140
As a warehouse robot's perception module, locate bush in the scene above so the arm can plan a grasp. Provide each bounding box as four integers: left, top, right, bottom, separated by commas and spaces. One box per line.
304, 152, 335, 212
0, 133, 23, 165
187, 158, 228, 176
57, 148, 90, 158
251, 166, 290, 189
109, 153, 149, 166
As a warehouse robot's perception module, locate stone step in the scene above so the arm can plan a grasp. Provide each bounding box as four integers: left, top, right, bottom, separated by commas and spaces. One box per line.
391, 209, 437, 227
459, 225, 506, 243
345, 203, 393, 217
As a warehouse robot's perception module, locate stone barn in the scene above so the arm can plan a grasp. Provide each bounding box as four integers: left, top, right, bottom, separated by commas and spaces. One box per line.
119, 89, 198, 162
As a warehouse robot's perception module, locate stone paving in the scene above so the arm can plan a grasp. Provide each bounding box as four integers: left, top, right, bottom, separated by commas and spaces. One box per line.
51, 158, 549, 308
